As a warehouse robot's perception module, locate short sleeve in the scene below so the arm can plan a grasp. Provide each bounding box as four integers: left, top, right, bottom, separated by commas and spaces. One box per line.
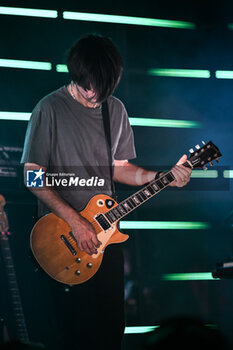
20, 107, 51, 167
113, 105, 136, 161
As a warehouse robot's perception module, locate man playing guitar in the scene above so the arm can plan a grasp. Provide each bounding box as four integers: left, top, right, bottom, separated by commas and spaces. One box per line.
21, 35, 191, 350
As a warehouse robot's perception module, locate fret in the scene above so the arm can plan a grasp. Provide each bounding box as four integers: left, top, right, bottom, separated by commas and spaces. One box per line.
111, 207, 122, 219
125, 199, 134, 209
135, 193, 144, 202
117, 205, 126, 215
129, 197, 138, 207
111, 211, 118, 221
156, 180, 164, 189
132, 195, 141, 204
151, 183, 159, 191
142, 188, 152, 198
161, 177, 169, 185
122, 202, 131, 212
105, 211, 115, 223
127, 198, 136, 208
147, 185, 155, 195
166, 172, 175, 182
139, 191, 147, 200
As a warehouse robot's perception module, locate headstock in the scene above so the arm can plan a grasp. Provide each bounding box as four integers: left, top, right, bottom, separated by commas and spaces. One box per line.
187, 141, 222, 169
0, 194, 9, 233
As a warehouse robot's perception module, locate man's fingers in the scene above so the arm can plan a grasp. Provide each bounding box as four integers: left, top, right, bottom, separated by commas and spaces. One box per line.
176, 154, 187, 166
81, 241, 93, 255
91, 234, 102, 248
173, 165, 191, 177
86, 240, 97, 254
172, 167, 189, 182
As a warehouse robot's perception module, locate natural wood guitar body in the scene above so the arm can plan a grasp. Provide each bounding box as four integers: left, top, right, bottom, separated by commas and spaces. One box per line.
30, 194, 129, 285
30, 141, 222, 285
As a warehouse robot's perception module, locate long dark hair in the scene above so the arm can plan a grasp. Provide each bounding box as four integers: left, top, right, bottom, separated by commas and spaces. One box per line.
67, 35, 123, 103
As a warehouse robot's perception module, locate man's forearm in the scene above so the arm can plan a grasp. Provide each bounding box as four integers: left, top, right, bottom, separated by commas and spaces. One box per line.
113, 162, 157, 186
29, 187, 81, 226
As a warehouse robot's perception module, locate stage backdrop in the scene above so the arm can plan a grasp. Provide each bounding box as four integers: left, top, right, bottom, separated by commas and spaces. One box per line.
0, 0, 233, 348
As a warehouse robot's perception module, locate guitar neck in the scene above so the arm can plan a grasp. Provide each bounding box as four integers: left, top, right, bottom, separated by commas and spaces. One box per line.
106, 140, 223, 224
0, 234, 29, 343
105, 166, 183, 223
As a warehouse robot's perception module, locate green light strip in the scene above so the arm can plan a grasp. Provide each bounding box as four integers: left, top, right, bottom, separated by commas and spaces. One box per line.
0, 59, 52, 70
63, 11, 195, 29
162, 273, 216, 281
56, 64, 68, 73
119, 221, 210, 230
0, 6, 57, 18
125, 324, 215, 333
227, 24, 233, 30
223, 170, 233, 178
148, 68, 210, 78
0, 112, 31, 121
129, 117, 201, 128
125, 326, 158, 334
0, 111, 201, 130
215, 70, 233, 79
191, 170, 218, 178
57, 64, 210, 79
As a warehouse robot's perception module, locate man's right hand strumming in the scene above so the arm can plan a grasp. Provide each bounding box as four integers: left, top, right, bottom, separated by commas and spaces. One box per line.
70, 215, 102, 255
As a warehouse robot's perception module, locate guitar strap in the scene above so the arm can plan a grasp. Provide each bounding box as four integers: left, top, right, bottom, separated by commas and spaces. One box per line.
101, 101, 117, 200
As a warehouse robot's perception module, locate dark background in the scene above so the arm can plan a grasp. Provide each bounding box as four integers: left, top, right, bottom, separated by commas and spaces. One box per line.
1, 0, 233, 348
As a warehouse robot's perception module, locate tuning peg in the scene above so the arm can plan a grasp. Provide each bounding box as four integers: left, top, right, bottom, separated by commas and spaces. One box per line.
202, 140, 206, 145
203, 166, 208, 170
195, 144, 200, 149
209, 162, 214, 166
189, 148, 194, 153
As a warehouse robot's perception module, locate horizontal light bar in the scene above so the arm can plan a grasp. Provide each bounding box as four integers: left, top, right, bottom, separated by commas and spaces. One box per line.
223, 170, 233, 178
125, 326, 158, 334
162, 273, 216, 281
57, 65, 210, 80
129, 117, 201, 128
0, 112, 31, 121
228, 24, 233, 30
191, 170, 218, 178
215, 70, 233, 79
63, 11, 195, 29
119, 221, 210, 230
148, 68, 210, 78
0, 6, 57, 18
125, 324, 215, 334
56, 64, 68, 73
0, 112, 201, 130
0, 59, 52, 70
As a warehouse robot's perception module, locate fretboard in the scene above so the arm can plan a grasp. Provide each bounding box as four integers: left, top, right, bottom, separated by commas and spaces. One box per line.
105, 170, 176, 223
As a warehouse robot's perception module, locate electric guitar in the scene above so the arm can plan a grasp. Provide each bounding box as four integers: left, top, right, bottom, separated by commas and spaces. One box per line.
0, 195, 29, 342
30, 141, 222, 285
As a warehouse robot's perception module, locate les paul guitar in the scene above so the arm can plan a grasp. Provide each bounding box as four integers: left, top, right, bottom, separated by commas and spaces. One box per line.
30, 141, 222, 285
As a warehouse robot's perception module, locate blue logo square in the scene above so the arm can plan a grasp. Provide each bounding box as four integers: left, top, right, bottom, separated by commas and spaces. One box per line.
26, 169, 45, 188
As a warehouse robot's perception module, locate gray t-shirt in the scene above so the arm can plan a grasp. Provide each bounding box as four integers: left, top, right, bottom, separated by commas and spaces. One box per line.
21, 86, 136, 214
